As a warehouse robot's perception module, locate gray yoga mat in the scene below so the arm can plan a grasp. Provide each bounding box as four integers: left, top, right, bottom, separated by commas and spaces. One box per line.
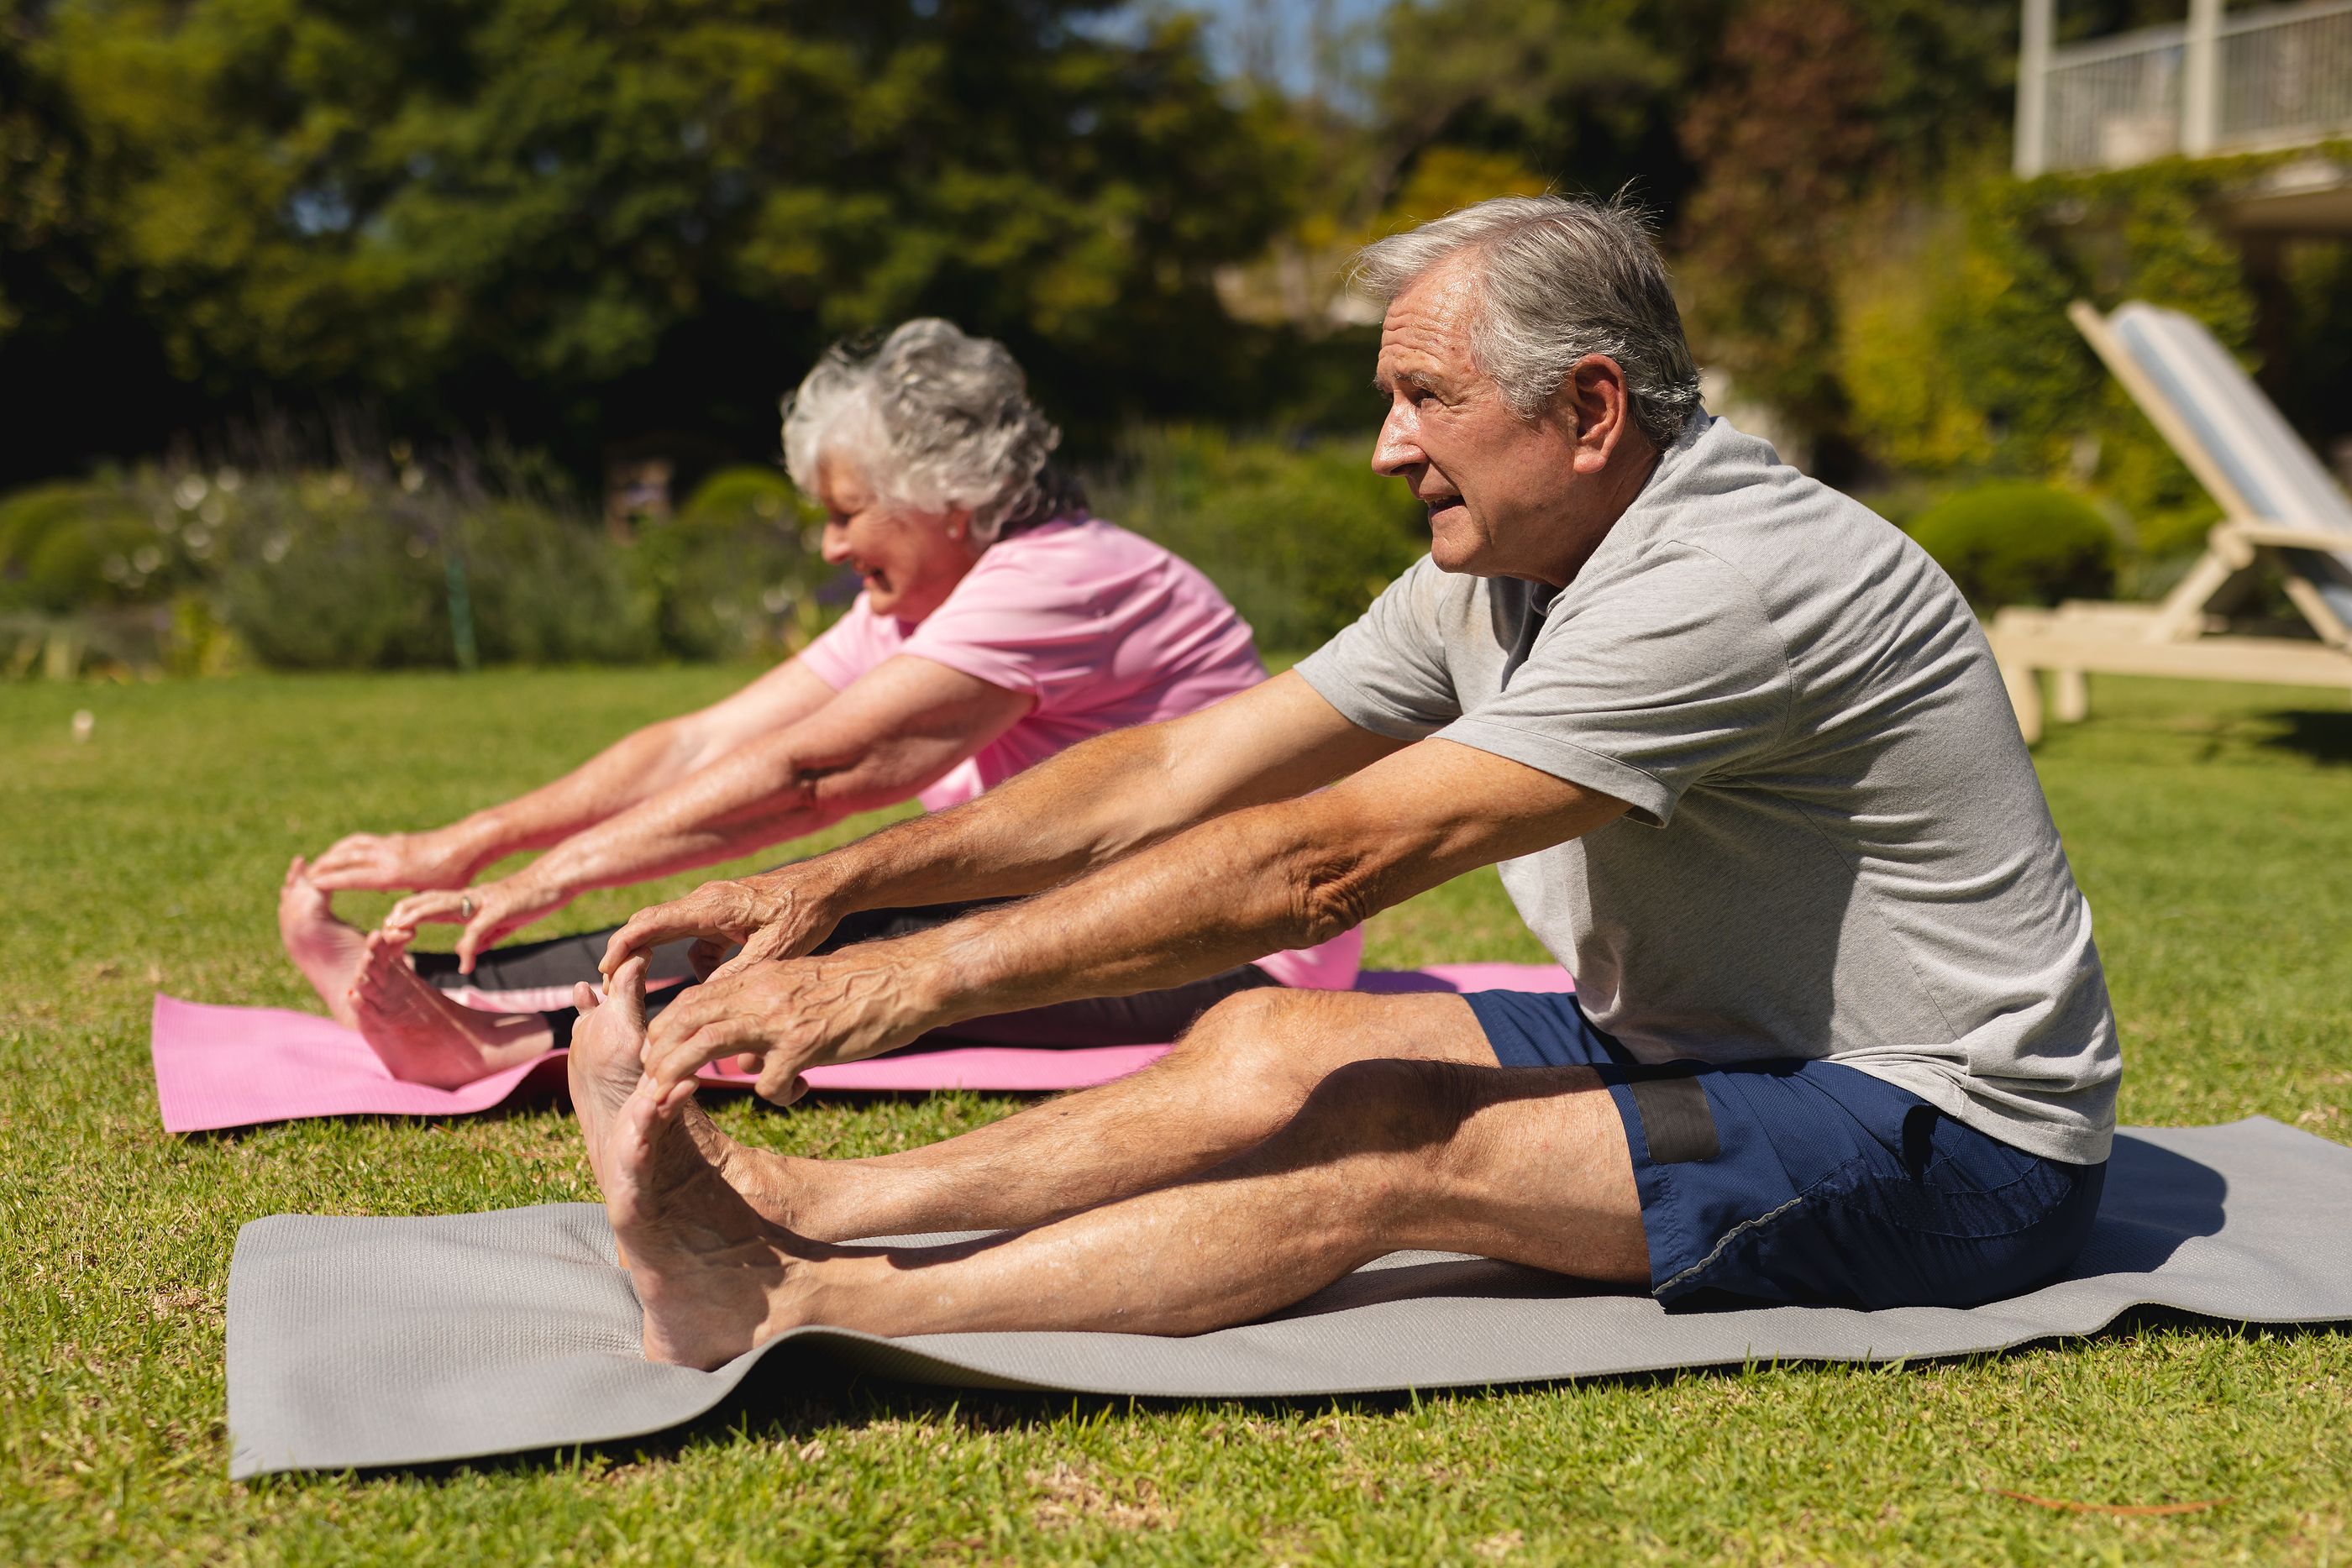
225, 1118, 2352, 1478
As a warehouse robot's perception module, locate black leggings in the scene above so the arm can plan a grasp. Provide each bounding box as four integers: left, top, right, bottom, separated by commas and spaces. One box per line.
411, 899, 1281, 1051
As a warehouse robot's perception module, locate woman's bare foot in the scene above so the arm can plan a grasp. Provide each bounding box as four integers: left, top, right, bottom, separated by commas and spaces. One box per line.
278, 857, 371, 1029
601, 1080, 827, 1367
349, 930, 554, 1088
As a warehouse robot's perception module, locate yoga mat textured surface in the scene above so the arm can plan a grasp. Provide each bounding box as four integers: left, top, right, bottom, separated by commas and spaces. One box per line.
152, 962, 1569, 1132
225, 1118, 2352, 1478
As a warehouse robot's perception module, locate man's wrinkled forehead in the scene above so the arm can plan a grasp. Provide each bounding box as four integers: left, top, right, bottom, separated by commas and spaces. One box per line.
1373, 254, 1482, 393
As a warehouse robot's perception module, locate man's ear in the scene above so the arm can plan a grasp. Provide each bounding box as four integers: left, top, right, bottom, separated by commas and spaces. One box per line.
1565, 355, 1635, 475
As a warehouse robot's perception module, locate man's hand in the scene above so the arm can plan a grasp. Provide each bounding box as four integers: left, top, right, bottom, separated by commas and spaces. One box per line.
598, 867, 846, 983
308, 828, 485, 892
640, 948, 932, 1104
382, 868, 575, 973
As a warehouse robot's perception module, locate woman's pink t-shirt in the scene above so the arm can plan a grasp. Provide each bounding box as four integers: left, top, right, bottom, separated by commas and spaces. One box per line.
796, 517, 1362, 990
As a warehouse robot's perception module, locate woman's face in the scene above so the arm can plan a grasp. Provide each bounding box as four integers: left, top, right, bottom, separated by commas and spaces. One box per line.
814, 456, 984, 623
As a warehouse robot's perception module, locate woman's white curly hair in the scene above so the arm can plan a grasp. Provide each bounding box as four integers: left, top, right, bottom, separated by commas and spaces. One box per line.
782, 318, 1081, 541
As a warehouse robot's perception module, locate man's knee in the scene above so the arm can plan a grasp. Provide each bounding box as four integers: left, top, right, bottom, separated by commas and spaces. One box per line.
1168, 986, 1324, 1088
1283, 1057, 1483, 1162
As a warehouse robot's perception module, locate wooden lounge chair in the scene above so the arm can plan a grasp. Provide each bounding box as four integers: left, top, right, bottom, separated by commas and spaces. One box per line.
1986, 300, 2352, 742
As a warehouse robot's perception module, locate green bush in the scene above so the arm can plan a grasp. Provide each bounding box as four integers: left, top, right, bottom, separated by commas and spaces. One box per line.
458, 501, 660, 667
641, 466, 833, 660
208, 475, 459, 669
1908, 482, 2118, 611
1093, 427, 1427, 652
1835, 155, 2298, 548
0, 481, 187, 613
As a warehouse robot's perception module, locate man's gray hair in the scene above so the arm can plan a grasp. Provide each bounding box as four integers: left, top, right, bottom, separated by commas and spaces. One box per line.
782, 318, 1079, 541
1349, 195, 1703, 448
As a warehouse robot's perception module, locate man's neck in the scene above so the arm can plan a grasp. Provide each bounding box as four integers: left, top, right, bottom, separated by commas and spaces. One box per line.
1523, 438, 1664, 589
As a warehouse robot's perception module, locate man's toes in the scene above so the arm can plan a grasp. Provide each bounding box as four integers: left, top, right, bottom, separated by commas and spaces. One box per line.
606, 1088, 664, 1203
608, 957, 648, 1027
573, 981, 600, 1014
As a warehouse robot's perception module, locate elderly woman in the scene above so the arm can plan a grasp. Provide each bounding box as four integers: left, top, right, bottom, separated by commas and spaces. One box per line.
279, 318, 1361, 1087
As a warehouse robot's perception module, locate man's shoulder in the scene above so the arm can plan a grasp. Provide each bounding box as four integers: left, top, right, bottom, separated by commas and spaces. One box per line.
1620, 417, 1946, 618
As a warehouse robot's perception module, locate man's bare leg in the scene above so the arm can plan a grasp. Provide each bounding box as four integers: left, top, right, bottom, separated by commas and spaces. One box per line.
699, 988, 1503, 1240
349, 930, 554, 1087
278, 857, 372, 1030
601, 1049, 1648, 1367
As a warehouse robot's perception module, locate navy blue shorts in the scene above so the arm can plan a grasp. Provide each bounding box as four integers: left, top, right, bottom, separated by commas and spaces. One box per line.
1467, 989, 2107, 1309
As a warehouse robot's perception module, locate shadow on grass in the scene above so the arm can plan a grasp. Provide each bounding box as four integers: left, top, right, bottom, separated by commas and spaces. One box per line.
249, 1313, 2352, 1494
2254, 708, 2352, 767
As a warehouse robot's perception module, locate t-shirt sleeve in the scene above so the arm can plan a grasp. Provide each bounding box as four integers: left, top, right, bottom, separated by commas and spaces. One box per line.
794, 597, 885, 691
895, 557, 1103, 701
1438, 543, 1791, 827
1292, 557, 1462, 739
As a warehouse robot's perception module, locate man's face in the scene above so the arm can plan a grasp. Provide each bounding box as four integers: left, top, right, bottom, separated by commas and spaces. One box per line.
1370, 254, 1597, 585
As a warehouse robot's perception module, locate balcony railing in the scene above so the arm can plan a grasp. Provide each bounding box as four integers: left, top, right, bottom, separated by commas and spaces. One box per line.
2018, 0, 2352, 175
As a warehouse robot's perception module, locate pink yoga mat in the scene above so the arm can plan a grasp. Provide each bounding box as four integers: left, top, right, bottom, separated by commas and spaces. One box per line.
149, 962, 1572, 1134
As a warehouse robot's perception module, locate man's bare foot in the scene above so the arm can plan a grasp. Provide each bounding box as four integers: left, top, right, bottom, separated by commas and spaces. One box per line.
602, 1080, 827, 1367
349, 930, 554, 1088
564, 957, 817, 1230
567, 958, 651, 1194
278, 857, 371, 1030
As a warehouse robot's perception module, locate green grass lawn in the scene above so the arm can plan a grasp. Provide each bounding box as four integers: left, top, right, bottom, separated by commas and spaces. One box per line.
3, 668, 2348, 1565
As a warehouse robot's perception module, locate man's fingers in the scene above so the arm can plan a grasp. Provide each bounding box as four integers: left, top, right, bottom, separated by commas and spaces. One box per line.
647, 1018, 744, 1091
754, 1062, 807, 1106
687, 937, 729, 982
600, 904, 701, 978
597, 920, 647, 978
705, 951, 759, 985
735, 1051, 761, 1076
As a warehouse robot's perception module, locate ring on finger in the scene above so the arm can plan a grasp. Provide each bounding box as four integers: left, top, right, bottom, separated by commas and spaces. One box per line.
459, 894, 475, 920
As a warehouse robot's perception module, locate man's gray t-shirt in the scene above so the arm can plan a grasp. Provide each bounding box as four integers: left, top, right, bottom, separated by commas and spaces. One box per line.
1295, 415, 2119, 1165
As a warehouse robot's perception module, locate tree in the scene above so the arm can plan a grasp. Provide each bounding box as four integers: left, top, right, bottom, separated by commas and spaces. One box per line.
1361, 0, 1733, 224
1674, 0, 1888, 463
39, 0, 1299, 472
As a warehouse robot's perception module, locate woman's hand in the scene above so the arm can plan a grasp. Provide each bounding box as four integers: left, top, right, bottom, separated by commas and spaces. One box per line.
307, 828, 486, 893
382, 869, 575, 973
598, 867, 846, 983
639, 947, 931, 1104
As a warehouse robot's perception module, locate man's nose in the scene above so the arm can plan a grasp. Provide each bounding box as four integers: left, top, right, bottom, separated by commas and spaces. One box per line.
1370, 406, 1422, 477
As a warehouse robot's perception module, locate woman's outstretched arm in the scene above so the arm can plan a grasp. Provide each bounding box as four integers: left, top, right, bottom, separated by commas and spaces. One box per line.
382, 655, 1034, 970
305, 658, 842, 892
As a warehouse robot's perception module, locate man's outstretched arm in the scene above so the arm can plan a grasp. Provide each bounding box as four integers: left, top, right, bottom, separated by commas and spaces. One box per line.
638, 737, 1626, 1102
600, 671, 1406, 974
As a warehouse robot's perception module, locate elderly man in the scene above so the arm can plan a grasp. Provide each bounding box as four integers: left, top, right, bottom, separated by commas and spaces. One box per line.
571, 195, 2119, 1367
